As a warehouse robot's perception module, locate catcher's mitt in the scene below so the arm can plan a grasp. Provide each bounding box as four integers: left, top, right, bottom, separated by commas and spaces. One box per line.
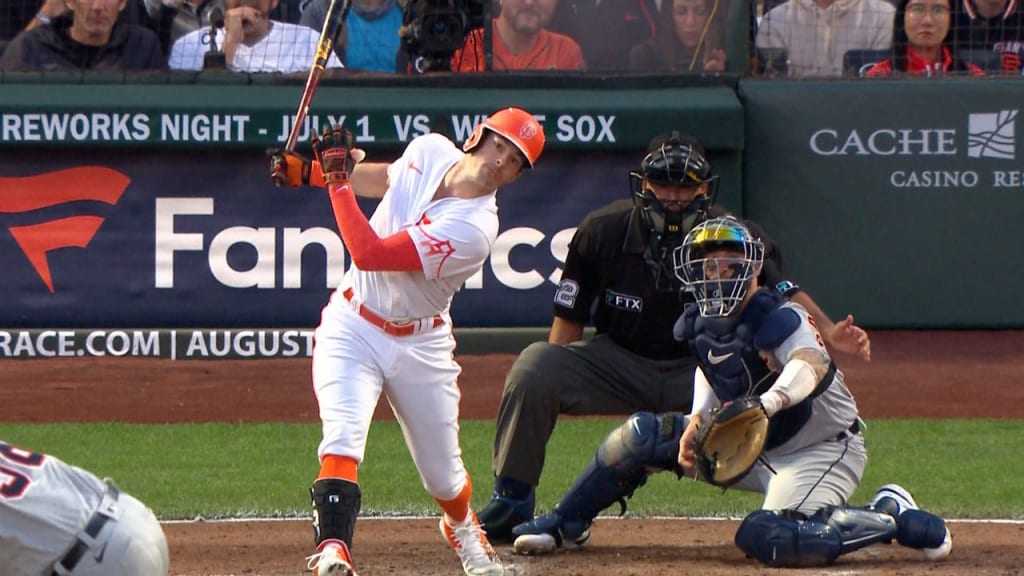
691, 396, 769, 487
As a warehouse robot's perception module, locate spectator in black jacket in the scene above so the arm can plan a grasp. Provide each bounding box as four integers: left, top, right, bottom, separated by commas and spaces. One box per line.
955, 0, 1024, 74
0, 0, 163, 71
549, 0, 659, 71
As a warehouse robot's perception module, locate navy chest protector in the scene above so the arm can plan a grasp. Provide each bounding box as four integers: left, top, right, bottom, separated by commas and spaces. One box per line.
677, 289, 833, 450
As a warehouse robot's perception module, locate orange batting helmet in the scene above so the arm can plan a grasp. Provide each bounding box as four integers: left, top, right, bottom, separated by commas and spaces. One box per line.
462, 107, 545, 168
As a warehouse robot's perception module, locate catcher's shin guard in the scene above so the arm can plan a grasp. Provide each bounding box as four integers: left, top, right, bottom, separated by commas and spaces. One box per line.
546, 412, 685, 532
311, 478, 361, 548
736, 507, 898, 567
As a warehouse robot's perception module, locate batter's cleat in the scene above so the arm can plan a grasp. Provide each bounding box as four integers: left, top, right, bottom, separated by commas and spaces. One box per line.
305, 539, 357, 575
477, 490, 535, 544
441, 512, 505, 576
870, 484, 953, 561
511, 509, 591, 556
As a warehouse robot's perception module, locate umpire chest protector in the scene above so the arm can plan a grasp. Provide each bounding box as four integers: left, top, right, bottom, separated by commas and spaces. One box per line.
678, 288, 814, 449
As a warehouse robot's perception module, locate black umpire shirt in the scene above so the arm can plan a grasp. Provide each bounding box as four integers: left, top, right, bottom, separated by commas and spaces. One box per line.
553, 200, 791, 361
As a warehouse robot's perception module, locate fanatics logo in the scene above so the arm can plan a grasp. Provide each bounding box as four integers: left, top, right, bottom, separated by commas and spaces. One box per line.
0, 167, 130, 293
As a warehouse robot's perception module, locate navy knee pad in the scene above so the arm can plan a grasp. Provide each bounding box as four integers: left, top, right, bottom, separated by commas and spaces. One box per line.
599, 411, 686, 475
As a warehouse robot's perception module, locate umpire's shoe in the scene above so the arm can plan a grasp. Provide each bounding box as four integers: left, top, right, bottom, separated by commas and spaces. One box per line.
510, 507, 591, 555
478, 490, 535, 544
871, 483, 953, 560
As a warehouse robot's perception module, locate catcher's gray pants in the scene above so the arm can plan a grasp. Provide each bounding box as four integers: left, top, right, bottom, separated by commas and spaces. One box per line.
492, 335, 697, 486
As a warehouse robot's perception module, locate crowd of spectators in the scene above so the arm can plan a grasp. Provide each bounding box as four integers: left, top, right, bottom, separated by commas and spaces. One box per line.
0, 0, 1021, 75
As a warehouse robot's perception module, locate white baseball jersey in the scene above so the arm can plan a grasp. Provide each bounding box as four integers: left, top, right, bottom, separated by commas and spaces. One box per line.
169, 21, 345, 72
723, 302, 865, 514
0, 441, 168, 576
313, 132, 500, 499
337, 132, 499, 321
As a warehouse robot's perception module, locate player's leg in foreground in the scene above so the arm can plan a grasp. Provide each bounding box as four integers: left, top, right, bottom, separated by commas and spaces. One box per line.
394, 350, 504, 575
512, 412, 686, 555
734, 483, 951, 567
438, 485, 505, 576
306, 469, 361, 576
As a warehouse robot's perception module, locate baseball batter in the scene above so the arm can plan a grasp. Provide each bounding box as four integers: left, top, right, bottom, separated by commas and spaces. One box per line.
511, 217, 953, 567
271, 107, 545, 576
0, 439, 169, 576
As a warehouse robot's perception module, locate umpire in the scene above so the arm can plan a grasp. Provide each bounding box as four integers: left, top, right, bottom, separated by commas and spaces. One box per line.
477, 132, 871, 542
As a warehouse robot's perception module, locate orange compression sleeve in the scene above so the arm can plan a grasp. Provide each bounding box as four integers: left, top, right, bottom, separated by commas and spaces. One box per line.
310, 160, 326, 188
328, 182, 422, 271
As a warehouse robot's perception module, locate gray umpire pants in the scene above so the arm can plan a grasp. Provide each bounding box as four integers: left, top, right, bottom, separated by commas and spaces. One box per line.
492, 334, 697, 486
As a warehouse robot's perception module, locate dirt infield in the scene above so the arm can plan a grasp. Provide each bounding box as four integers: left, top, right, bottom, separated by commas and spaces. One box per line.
5, 330, 1024, 575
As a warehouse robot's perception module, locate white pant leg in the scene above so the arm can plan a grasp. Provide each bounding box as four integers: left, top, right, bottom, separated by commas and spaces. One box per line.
313, 302, 388, 464
383, 328, 466, 500
74, 494, 168, 576
761, 435, 867, 514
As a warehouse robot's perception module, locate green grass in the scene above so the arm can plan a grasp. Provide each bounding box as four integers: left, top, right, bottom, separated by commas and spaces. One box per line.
1, 419, 1020, 520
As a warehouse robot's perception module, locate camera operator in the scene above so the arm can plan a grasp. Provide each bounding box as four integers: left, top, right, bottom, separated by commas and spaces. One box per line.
399, 0, 487, 73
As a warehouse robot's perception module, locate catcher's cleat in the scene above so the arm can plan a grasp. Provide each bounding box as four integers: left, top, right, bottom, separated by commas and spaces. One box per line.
305, 539, 357, 575
511, 509, 591, 555
870, 483, 918, 519
870, 484, 952, 561
477, 490, 535, 544
441, 512, 505, 576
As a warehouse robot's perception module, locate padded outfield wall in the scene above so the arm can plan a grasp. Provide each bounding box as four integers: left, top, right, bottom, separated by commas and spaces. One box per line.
741, 79, 1024, 328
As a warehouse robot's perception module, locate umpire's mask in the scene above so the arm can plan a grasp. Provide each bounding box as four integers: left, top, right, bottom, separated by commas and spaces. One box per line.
629, 132, 719, 290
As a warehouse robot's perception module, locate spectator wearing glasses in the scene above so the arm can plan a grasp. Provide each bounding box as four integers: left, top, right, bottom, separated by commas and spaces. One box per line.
756, 0, 895, 77
865, 0, 985, 75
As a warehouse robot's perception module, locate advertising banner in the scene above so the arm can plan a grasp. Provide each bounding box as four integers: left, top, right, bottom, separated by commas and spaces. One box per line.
0, 147, 639, 330
742, 80, 1024, 327
0, 84, 743, 150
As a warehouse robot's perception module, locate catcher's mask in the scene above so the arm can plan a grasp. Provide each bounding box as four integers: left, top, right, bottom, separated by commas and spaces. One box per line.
629, 132, 719, 291
463, 107, 545, 169
674, 216, 764, 317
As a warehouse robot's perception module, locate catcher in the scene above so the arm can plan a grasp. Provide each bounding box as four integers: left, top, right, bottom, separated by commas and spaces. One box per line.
511, 216, 953, 567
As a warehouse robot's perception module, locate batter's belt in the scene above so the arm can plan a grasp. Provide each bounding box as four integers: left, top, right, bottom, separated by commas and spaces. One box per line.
343, 288, 444, 337
53, 480, 120, 576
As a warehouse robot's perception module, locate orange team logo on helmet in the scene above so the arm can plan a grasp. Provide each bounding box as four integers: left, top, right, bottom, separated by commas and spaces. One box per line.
463, 107, 545, 168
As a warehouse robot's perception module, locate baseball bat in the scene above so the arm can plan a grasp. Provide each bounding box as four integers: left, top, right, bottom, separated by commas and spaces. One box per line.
283, 0, 351, 153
